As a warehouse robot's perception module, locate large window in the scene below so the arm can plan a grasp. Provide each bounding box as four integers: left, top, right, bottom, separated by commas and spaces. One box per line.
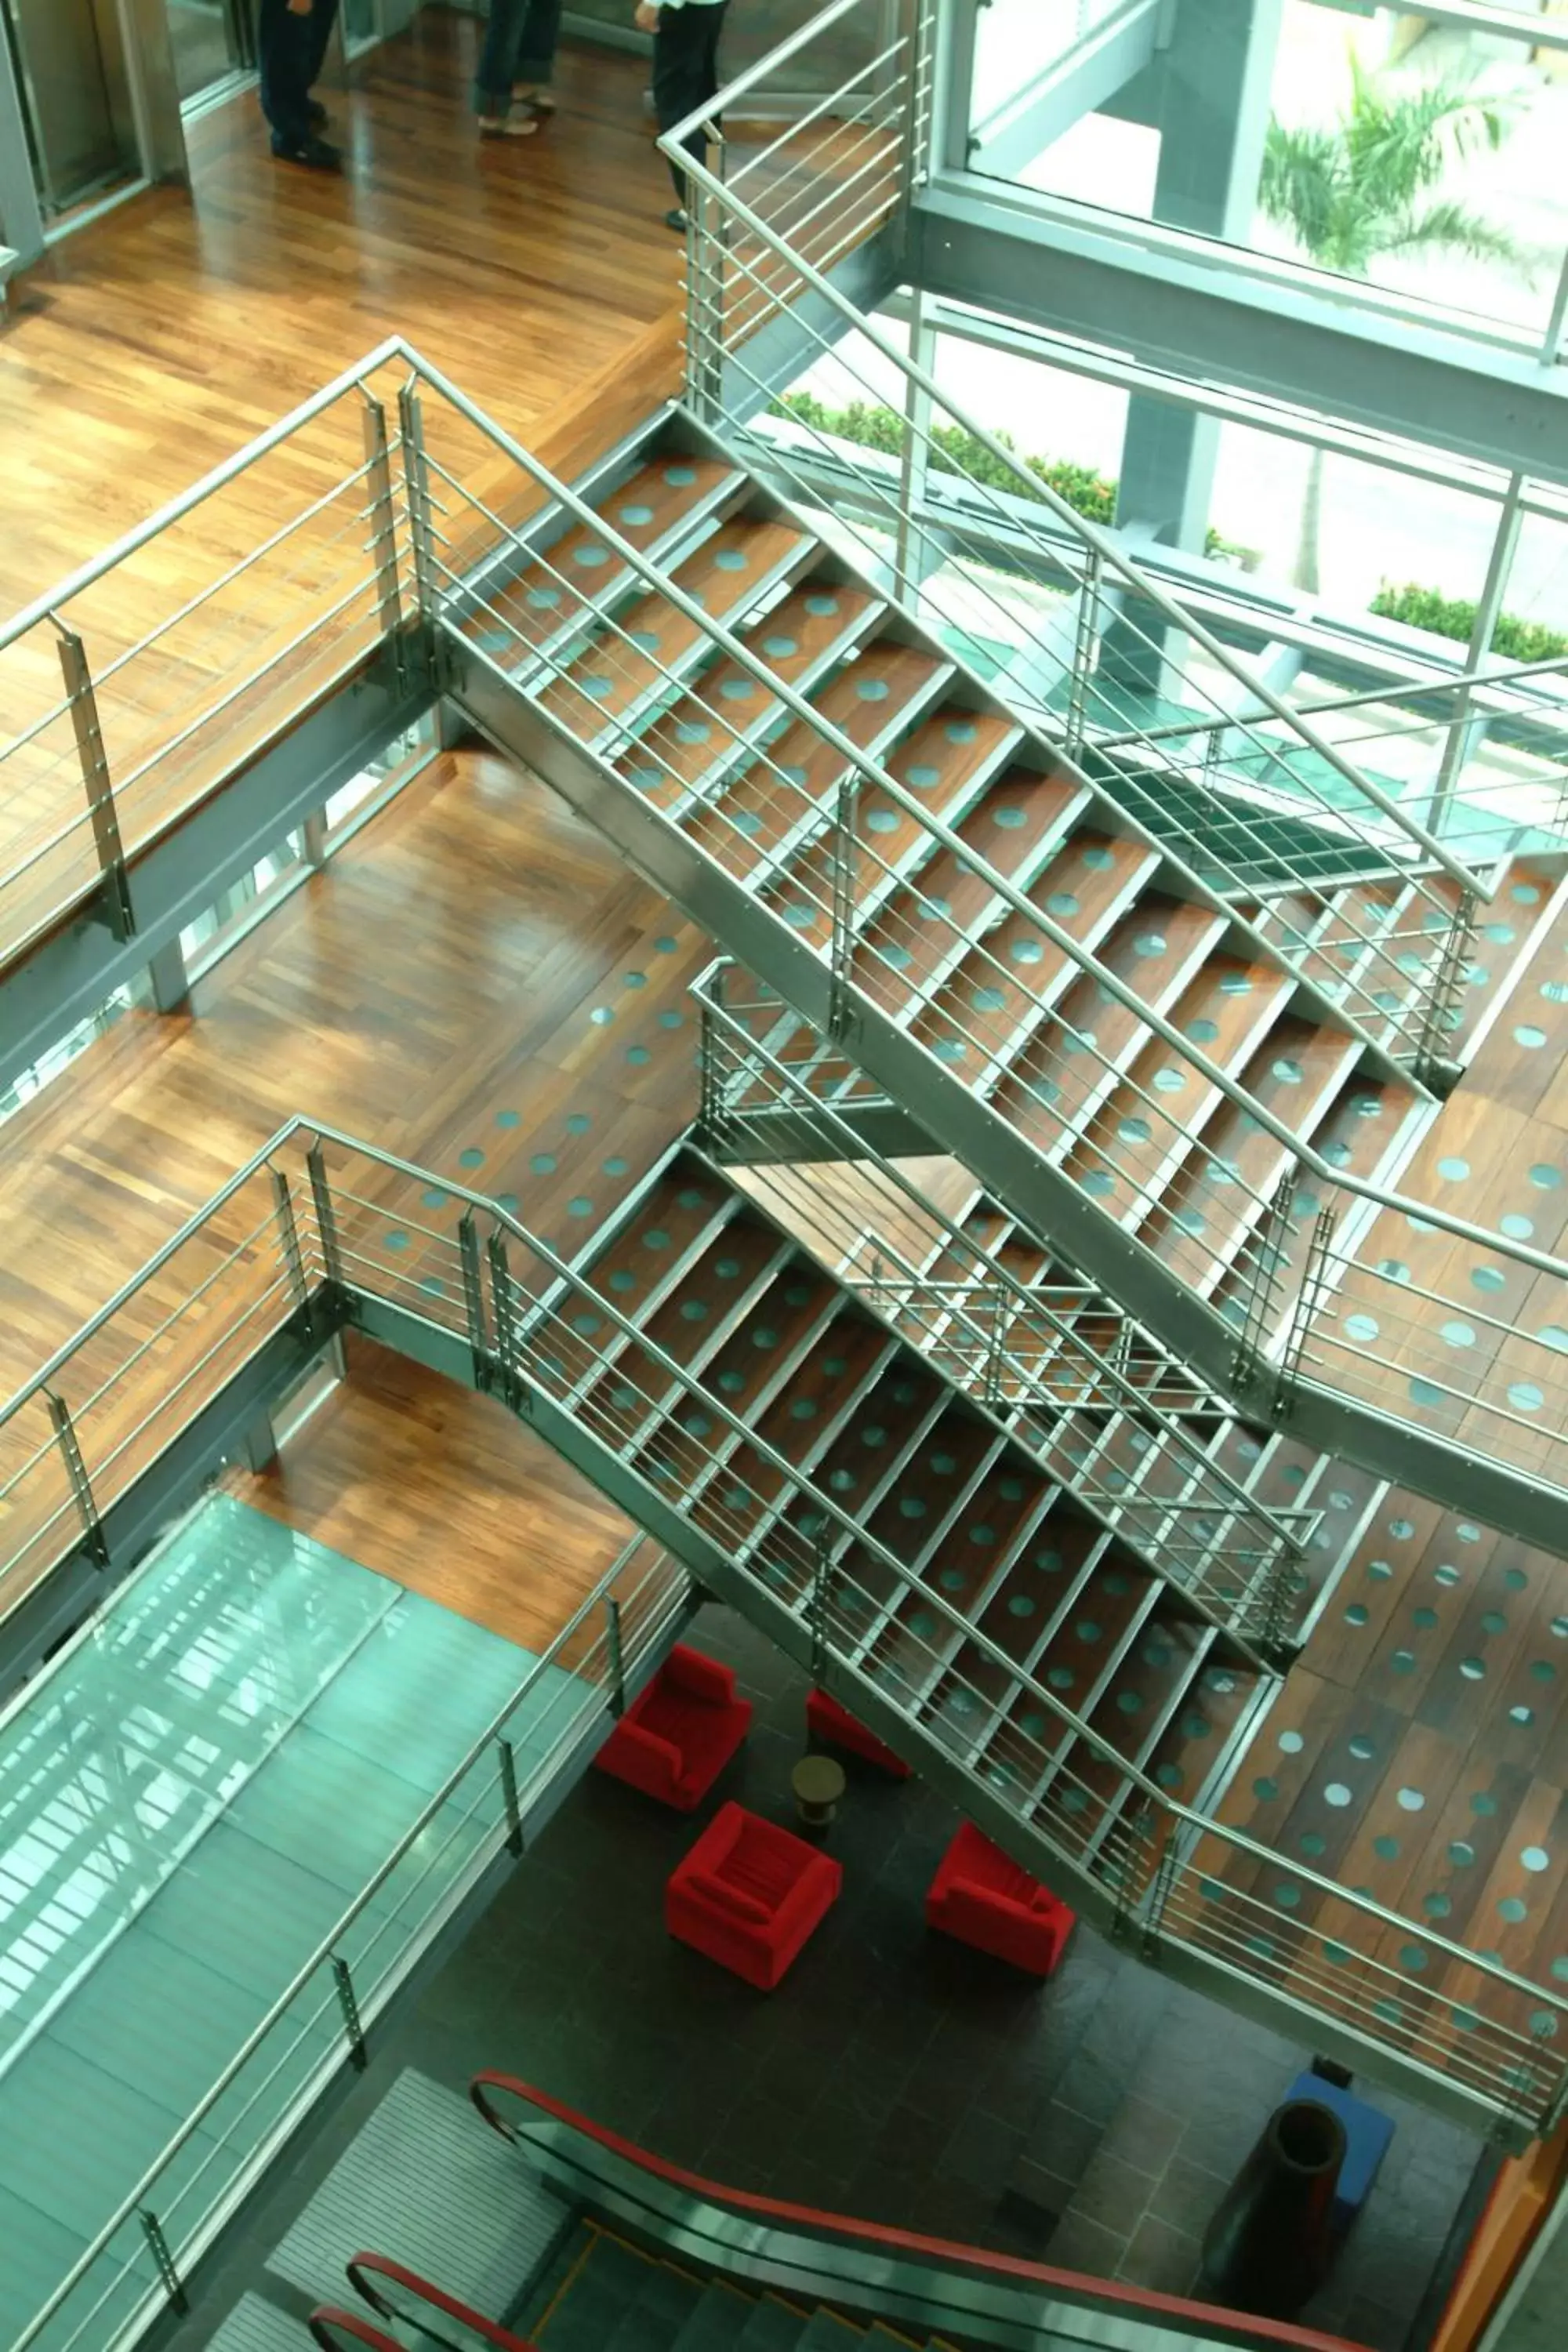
967, 0, 1568, 350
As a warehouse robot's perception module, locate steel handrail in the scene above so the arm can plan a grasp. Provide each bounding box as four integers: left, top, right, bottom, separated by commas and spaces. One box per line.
4, 1508, 682, 2352
1093, 653, 1568, 758
663, 118, 1483, 900
470, 2071, 1370, 2352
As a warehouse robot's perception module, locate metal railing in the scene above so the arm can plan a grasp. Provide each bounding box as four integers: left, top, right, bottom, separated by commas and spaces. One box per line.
1094, 652, 1568, 880
693, 956, 1312, 1650
5, 319, 1568, 1561
6, 1503, 688, 2352
662, 5, 1495, 1068
2, 1109, 1565, 2352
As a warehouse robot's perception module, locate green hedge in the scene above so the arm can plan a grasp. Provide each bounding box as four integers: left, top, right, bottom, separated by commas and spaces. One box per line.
774, 392, 1120, 523
1370, 582, 1568, 663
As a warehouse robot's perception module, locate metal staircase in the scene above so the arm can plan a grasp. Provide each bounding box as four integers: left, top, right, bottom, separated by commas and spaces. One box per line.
418, 379, 1568, 1557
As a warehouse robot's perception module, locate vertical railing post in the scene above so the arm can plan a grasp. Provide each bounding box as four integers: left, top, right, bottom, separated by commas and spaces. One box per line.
1279, 1196, 1338, 1404
331, 1952, 368, 2071
459, 1210, 491, 1392
45, 1388, 108, 1567
892, 288, 935, 607
1231, 1163, 1296, 1404
53, 619, 133, 942
1063, 553, 1102, 753
306, 1141, 345, 1298
605, 1594, 626, 1717
396, 378, 437, 620
1413, 888, 1476, 1088
486, 1230, 517, 1406
361, 388, 405, 645
808, 1531, 833, 1683
982, 1284, 1006, 1413
828, 771, 860, 1040
497, 1736, 524, 1855
139, 2209, 188, 2314
270, 1164, 314, 1329
1142, 1814, 1181, 1962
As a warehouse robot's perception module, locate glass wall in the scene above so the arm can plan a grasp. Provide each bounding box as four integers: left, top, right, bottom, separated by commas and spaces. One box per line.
968, 0, 1568, 348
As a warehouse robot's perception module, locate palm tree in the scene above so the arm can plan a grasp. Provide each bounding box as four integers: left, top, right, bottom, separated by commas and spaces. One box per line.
1259, 59, 1526, 590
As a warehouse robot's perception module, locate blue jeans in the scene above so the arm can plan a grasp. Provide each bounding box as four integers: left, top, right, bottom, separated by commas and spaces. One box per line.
259, 0, 341, 147
474, 0, 564, 115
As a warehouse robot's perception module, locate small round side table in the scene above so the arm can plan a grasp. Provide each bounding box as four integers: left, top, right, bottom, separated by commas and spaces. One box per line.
792, 1752, 847, 1832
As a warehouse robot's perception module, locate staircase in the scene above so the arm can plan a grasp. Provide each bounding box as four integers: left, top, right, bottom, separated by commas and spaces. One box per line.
549, 1138, 1272, 1795
438, 402, 1558, 1541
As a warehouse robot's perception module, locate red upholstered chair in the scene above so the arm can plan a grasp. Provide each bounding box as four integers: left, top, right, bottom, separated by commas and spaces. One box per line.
666, 1802, 842, 1989
926, 1822, 1074, 1977
593, 1645, 752, 1811
805, 1687, 912, 1779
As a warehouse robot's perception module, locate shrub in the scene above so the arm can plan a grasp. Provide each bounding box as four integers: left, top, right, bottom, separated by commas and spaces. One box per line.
772, 392, 1119, 524
1370, 582, 1568, 663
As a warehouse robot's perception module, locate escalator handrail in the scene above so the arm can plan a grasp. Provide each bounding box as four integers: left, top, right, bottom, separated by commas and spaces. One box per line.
309, 2307, 405, 2352
346, 2251, 541, 2351
469, 2071, 1367, 2352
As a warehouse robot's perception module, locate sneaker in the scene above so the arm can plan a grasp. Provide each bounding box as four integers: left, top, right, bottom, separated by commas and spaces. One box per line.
271, 133, 343, 172
664, 206, 690, 233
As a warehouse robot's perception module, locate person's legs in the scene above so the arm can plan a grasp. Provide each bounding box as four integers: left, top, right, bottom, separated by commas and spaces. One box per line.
257, 0, 315, 150
515, 0, 564, 98
474, 0, 528, 119
652, 7, 711, 210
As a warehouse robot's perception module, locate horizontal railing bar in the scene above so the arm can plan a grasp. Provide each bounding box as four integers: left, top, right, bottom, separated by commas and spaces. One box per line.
0, 341, 408, 655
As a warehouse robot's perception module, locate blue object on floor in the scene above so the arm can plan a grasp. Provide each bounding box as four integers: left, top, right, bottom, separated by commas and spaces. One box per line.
1286, 2069, 1396, 2228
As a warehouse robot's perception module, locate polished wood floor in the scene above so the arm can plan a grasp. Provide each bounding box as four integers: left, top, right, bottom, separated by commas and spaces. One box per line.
235, 1334, 642, 1655
0, 749, 708, 1618
0, 17, 684, 608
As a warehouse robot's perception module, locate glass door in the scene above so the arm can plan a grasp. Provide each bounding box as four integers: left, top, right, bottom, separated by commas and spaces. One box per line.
166, 0, 253, 107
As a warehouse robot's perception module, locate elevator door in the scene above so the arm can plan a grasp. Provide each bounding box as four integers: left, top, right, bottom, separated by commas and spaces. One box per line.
2, 0, 138, 212
167, 0, 254, 104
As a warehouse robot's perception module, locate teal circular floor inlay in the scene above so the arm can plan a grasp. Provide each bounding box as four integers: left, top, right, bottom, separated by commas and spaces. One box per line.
531, 1154, 557, 1175
566, 1113, 591, 1134
459, 1148, 485, 1170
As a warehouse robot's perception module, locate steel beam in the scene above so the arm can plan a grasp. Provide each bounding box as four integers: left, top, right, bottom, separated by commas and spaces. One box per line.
910, 183, 1568, 488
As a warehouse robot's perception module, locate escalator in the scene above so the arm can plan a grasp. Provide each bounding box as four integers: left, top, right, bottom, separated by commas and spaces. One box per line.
312, 2070, 1370, 2352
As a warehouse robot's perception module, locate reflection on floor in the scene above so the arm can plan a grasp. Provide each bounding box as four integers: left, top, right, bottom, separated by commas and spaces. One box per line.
176, 1611, 1486, 2352
0, 1490, 556, 2347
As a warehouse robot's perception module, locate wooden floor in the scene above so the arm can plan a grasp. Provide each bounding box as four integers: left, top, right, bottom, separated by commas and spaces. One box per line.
0, 15, 684, 608
235, 1335, 641, 1655
0, 748, 708, 1622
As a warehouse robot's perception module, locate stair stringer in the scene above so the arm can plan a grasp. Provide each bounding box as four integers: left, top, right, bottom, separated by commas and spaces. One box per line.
347, 1281, 1530, 2145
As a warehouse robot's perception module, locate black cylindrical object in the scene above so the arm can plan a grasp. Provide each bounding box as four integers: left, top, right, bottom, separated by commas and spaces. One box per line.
1200, 2097, 1346, 2318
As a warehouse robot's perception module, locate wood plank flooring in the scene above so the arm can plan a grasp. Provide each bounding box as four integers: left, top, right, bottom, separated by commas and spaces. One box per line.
234, 1334, 643, 1656
0, 749, 708, 1620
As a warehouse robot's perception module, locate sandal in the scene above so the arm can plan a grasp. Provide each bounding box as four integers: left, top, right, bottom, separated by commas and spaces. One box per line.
520, 90, 559, 116
478, 113, 539, 138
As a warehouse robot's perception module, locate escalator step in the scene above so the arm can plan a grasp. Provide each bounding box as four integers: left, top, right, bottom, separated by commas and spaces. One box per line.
793, 2315, 862, 2351
734, 2295, 813, 2352
669, 2280, 759, 2352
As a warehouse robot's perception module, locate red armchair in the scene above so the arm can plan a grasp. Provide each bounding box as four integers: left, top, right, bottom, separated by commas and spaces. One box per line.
805, 1688, 911, 1779
666, 1802, 842, 1989
593, 1644, 752, 1812
926, 1823, 1074, 1978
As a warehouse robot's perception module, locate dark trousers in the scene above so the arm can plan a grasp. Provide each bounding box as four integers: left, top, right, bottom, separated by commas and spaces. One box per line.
474, 0, 563, 114
258, 0, 341, 147
652, 2, 729, 207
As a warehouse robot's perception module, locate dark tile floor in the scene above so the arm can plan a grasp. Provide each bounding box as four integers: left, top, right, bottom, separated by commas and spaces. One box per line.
179, 1608, 1490, 2352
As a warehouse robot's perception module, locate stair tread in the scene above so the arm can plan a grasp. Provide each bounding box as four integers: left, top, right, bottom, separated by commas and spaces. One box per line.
481, 455, 738, 657
619, 583, 883, 811
691, 645, 949, 883
538, 521, 812, 734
